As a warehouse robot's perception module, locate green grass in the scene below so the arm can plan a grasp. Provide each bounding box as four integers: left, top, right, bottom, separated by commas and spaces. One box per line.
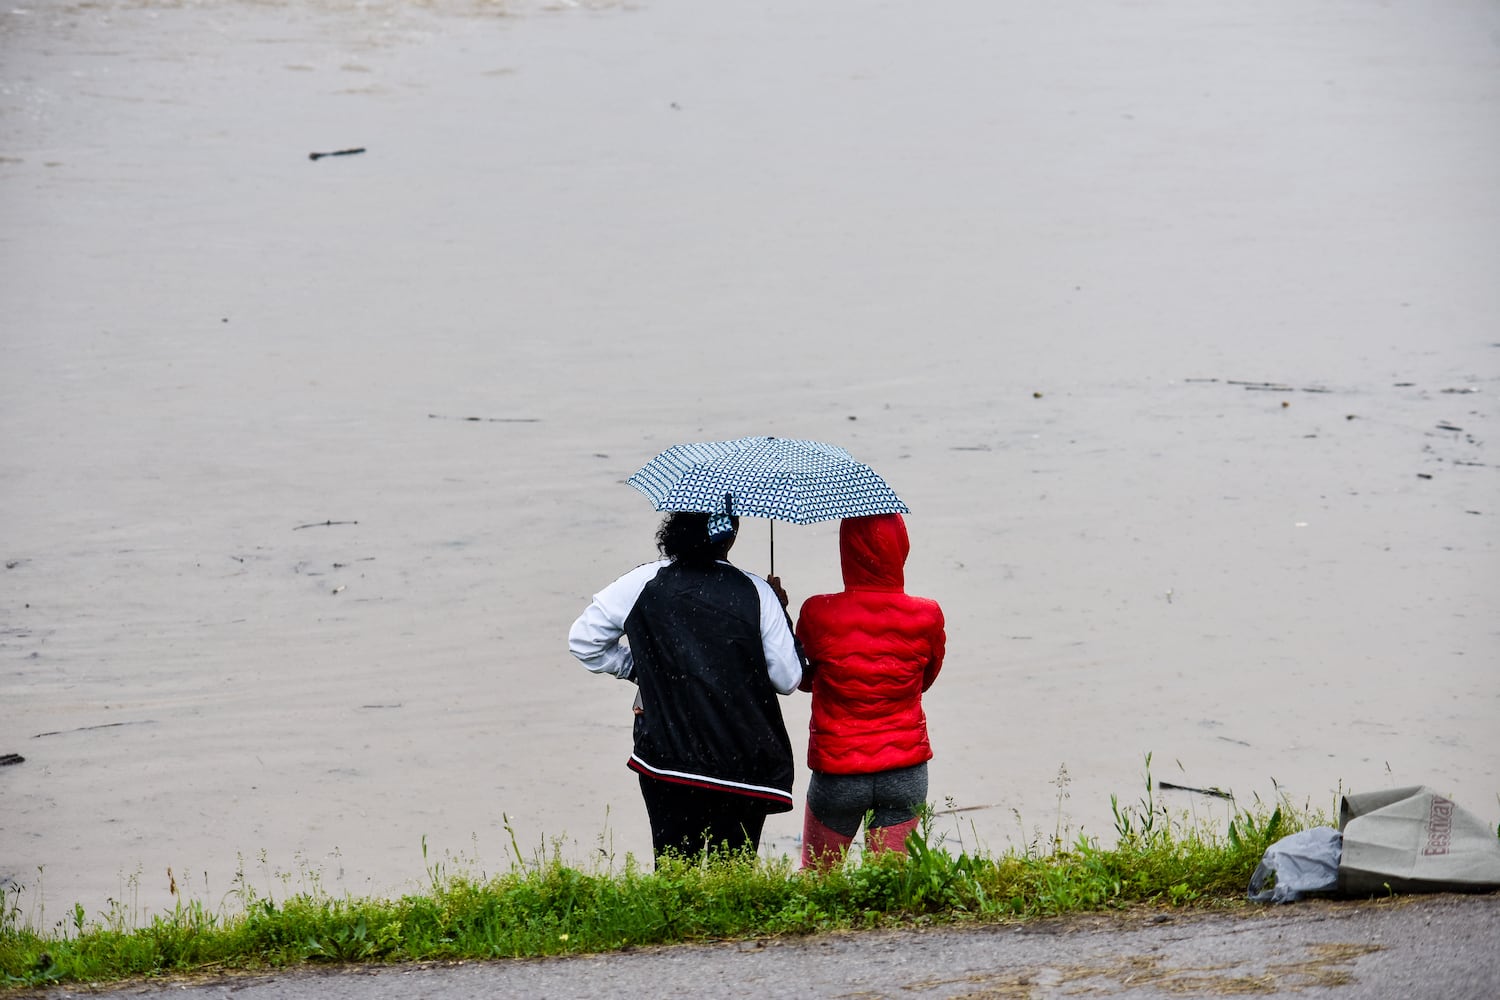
1, 767, 1309, 991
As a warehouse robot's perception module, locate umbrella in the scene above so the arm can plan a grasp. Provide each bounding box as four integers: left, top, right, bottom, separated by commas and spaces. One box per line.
627, 436, 909, 573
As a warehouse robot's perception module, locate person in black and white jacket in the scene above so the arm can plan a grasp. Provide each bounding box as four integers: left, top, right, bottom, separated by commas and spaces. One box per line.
568, 511, 804, 859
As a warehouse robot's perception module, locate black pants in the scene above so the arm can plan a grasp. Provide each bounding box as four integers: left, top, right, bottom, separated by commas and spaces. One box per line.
638, 776, 769, 860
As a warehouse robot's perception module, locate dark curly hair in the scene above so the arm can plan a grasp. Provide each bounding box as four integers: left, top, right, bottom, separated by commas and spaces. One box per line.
656, 511, 738, 566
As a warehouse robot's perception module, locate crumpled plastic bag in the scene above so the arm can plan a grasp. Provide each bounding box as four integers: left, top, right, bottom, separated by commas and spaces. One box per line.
1247, 826, 1343, 903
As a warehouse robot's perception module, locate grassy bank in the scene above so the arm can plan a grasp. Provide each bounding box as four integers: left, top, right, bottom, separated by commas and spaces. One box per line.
2, 773, 1302, 991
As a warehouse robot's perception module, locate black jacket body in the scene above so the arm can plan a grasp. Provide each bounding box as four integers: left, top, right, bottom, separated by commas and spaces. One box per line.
624, 561, 795, 810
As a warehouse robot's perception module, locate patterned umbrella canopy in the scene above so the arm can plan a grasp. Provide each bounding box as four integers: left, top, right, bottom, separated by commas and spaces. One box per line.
627, 436, 908, 524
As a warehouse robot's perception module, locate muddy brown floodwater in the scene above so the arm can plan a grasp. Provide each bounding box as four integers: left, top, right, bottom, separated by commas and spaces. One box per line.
2, 0, 1497, 926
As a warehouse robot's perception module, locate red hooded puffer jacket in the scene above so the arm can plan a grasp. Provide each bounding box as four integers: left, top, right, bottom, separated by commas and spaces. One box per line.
796, 514, 946, 775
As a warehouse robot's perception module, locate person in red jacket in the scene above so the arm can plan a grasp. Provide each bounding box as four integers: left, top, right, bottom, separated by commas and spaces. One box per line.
795, 513, 946, 869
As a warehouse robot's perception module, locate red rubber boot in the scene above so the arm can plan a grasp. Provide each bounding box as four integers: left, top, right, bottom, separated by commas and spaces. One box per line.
801, 811, 854, 870
866, 817, 921, 856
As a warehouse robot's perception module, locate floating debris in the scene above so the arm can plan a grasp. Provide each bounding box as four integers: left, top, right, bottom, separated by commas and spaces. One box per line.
1158, 781, 1233, 800
33, 720, 156, 739
428, 413, 541, 423
308, 147, 365, 161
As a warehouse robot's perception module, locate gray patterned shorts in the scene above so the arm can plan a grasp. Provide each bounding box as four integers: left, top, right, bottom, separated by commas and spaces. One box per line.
806, 762, 928, 837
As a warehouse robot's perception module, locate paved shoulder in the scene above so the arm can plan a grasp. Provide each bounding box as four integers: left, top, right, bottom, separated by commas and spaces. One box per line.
37, 894, 1500, 999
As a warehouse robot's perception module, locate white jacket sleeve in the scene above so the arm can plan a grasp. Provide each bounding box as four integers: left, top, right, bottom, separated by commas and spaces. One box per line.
750, 574, 804, 695
567, 560, 666, 680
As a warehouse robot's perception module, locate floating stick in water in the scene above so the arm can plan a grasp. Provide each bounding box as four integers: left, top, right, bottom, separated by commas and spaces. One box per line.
309, 147, 366, 161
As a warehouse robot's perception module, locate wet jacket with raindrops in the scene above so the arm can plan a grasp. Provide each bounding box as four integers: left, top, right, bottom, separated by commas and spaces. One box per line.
569, 559, 803, 810
795, 514, 945, 775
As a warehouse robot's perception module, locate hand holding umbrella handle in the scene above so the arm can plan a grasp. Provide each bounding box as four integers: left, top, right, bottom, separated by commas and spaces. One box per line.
766, 574, 790, 610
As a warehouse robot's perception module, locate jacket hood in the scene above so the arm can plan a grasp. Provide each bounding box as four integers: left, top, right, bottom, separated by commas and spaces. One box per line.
839, 513, 908, 592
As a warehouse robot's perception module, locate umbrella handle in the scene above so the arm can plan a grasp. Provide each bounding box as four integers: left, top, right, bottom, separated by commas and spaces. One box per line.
769, 520, 775, 577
